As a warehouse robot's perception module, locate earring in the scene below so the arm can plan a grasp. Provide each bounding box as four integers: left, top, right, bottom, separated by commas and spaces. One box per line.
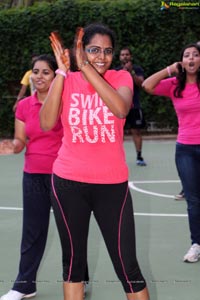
182, 66, 185, 72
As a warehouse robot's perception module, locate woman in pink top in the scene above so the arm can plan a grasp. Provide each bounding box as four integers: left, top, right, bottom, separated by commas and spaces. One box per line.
142, 43, 200, 263
40, 23, 149, 300
0, 55, 64, 300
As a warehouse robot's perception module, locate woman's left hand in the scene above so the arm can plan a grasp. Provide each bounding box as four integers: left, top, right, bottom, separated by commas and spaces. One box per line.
169, 62, 182, 74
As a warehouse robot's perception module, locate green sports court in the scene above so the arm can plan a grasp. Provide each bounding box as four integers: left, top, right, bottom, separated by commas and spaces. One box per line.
0, 137, 199, 300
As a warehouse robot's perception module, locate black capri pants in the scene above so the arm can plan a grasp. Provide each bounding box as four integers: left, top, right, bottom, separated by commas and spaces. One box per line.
51, 174, 146, 293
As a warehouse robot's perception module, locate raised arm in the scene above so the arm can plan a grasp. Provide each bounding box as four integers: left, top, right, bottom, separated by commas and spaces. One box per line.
81, 66, 132, 118
40, 32, 70, 131
142, 62, 180, 94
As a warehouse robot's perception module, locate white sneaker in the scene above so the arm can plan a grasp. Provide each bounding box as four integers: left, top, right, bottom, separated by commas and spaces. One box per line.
0, 290, 36, 300
183, 243, 200, 263
174, 191, 185, 200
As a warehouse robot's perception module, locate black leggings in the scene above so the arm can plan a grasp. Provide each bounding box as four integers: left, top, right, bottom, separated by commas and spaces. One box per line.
51, 174, 146, 293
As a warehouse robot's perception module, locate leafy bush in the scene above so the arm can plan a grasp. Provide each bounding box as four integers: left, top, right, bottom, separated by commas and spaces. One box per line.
0, 0, 199, 135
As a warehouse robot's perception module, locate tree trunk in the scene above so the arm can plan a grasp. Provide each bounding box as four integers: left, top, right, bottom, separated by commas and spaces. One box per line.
9, 0, 36, 7
25, 0, 35, 7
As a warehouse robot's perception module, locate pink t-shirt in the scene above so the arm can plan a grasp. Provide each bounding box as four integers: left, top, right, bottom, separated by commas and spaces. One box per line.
154, 77, 200, 144
16, 93, 63, 173
53, 69, 133, 184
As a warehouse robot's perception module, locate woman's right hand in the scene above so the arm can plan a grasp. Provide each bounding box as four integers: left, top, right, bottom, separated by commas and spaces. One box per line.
74, 27, 88, 70
49, 31, 70, 72
0, 139, 14, 155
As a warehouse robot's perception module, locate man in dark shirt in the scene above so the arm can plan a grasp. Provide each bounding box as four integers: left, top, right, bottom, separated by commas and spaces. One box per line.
116, 47, 147, 166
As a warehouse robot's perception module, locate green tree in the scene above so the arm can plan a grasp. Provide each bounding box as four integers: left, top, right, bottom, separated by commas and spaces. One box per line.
0, 0, 56, 9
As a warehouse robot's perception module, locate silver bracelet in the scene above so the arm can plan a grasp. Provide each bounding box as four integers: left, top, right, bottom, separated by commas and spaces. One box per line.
79, 60, 90, 70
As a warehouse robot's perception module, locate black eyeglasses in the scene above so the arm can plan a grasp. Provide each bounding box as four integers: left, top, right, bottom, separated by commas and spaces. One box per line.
85, 46, 114, 56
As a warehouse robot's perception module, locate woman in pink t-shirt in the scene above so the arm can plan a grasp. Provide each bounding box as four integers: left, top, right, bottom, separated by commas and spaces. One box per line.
0, 55, 64, 300
40, 23, 149, 300
142, 43, 200, 263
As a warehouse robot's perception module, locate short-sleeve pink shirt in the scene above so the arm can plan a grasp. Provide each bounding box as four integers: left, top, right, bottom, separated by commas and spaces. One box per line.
154, 77, 200, 144
53, 69, 133, 183
16, 93, 63, 173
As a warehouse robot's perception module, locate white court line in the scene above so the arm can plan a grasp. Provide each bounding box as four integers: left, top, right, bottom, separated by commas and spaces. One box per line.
135, 213, 187, 217
0, 206, 22, 211
0, 207, 54, 212
132, 180, 180, 183
128, 180, 187, 217
129, 180, 180, 199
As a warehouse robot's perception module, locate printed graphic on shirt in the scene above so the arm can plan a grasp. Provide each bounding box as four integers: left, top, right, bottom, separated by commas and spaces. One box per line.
68, 92, 116, 143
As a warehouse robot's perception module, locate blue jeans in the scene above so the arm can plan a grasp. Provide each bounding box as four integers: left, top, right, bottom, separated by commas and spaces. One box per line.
175, 142, 200, 245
